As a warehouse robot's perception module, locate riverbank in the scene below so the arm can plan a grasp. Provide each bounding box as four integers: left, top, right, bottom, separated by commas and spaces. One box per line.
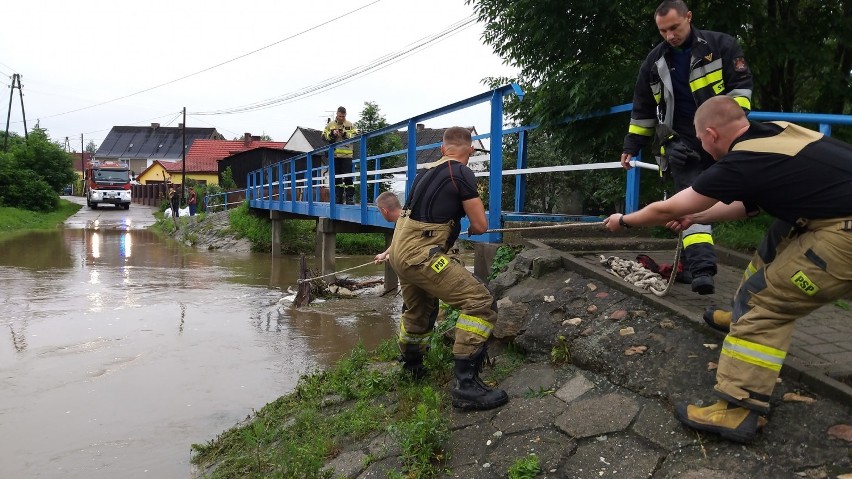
0, 199, 81, 240
190, 245, 852, 478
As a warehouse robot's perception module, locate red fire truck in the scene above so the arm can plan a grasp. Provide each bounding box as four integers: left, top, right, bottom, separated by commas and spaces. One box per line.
84, 159, 132, 209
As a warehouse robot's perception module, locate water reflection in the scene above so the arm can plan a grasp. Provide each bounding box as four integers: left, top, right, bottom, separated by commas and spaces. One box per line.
0, 227, 402, 479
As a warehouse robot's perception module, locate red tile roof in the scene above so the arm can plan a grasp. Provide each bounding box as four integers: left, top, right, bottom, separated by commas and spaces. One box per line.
176, 139, 286, 173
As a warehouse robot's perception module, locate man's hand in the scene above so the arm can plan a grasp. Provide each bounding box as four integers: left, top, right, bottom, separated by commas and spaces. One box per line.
664, 139, 699, 170
665, 217, 694, 232
374, 252, 389, 263
620, 153, 634, 170
603, 213, 626, 232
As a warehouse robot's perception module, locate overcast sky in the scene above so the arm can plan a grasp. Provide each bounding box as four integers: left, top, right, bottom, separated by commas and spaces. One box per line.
0, 0, 518, 150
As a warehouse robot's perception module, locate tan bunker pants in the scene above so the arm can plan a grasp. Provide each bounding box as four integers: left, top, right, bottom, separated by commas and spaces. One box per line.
717, 218, 852, 412
388, 216, 496, 358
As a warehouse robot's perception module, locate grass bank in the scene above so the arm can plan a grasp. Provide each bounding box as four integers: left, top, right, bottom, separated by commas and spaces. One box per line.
190, 247, 526, 478
226, 203, 384, 255
0, 199, 81, 240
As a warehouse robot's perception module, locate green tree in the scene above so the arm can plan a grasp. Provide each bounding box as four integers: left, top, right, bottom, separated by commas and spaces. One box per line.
469, 0, 852, 212
355, 101, 404, 196
220, 166, 238, 190
85, 140, 98, 155
10, 128, 77, 193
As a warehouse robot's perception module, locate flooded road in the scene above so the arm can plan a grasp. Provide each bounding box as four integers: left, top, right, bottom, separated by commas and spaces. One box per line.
0, 199, 401, 478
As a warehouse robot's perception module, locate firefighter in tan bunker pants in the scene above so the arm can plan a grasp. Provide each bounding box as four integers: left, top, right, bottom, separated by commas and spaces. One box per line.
388, 126, 508, 411
605, 96, 852, 443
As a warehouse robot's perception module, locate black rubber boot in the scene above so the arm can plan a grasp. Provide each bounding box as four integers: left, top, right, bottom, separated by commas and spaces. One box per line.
691, 273, 715, 295
334, 187, 345, 205
400, 351, 428, 380
452, 346, 508, 411
345, 188, 355, 205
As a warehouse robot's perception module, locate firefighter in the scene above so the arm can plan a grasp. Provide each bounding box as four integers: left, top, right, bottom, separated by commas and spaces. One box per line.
322, 106, 358, 205
620, 0, 753, 296
604, 96, 852, 443
388, 127, 508, 410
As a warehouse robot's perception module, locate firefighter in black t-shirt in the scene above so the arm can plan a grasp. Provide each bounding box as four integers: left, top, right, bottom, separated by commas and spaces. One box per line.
388, 127, 508, 411
604, 96, 852, 443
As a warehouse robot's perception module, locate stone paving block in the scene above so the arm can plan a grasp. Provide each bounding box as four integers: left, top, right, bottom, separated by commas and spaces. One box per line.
837, 341, 852, 352
791, 331, 823, 345
450, 406, 498, 430
324, 450, 368, 479
631, 401, 694, 451
813, 332, 847, 343
484, 428, 576, 476
556, 433, 662, 478
554, 372, 595, 403
803, 325, 841, 336
499, 362, 558, 398
366, 433, 400, 463
818, 351, 852, 365
802, 343, 846, 355
445, 421, 498, 468
786, 349, 829, 367
492, 396, 566, 435
554, 393, 640, 439
356, 456, 404, 479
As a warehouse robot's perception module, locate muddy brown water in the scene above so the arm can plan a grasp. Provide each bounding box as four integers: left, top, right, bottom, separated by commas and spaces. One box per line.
0, 202, 402, 478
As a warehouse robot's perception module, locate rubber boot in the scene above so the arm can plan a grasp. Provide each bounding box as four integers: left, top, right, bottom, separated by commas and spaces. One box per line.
345, 188, 355, 205
674, 400, 760, 443
703, 306, 732, 333
334, 187, 344, 205
691, 273, 715, 295
452, 346, 508, 411
400, 351, 428, 381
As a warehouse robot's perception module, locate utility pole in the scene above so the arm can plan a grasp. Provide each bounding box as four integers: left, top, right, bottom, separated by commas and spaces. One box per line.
64, 136, 70, 152
181, 107, 186, 202
80, 134, 85, 195
3, 74, 28, 151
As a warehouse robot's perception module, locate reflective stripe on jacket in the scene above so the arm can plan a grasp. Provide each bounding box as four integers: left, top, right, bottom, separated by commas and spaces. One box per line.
623, 28, 753, 155
322, 120, 358, 158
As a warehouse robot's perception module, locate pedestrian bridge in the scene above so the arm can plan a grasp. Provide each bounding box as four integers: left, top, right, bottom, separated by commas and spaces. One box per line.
207, 84, 852, 280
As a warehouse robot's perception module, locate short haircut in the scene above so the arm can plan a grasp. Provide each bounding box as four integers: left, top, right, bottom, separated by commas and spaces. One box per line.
337, 106, 347, 114
655, 0, 689, 18
443, 126, 472, 147
695, 96, 746, 131
376, 191, 400, 210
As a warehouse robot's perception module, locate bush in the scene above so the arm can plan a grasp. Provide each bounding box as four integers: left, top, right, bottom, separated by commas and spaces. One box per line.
0, 166, 59, 211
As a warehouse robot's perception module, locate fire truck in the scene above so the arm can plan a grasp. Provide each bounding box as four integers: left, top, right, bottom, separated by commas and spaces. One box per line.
84, 159, 132, 209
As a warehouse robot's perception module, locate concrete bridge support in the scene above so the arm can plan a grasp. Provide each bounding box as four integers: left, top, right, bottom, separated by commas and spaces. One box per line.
270, 211, 283, 257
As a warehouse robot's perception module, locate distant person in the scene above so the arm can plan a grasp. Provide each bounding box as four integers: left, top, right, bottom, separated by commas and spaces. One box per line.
322, 106, 358, 205
620, 0, 753, 296
168, 187, 180, 227
388, 127, 508, 410
374, 191, 401, 263
188, 187, 197, 216
603, 96, 852, 443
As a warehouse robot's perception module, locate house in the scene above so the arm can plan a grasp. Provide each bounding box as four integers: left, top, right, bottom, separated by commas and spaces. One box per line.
95, 123, 220, 178
136, 133, 285, 185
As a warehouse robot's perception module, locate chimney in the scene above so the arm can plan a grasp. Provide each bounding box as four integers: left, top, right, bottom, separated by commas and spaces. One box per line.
416, 123, 425, 131
151, 122, 160, 129
243, 133, 252, 147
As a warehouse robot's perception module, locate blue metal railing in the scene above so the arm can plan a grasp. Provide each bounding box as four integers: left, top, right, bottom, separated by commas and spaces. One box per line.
238, 83, 852, 241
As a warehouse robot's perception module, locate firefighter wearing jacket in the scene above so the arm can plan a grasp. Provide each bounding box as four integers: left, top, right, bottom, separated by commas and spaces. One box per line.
621, 0, 753, 296
605, 96, 852, 443
322, 106, 358, 204
388, 126, 508, 411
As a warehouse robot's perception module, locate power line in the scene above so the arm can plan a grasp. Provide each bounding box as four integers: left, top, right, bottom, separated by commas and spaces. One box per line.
28, 0, 384, 122
190, 15, 476, 116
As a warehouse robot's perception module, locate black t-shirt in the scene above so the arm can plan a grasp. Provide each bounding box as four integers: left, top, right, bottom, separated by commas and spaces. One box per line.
406, 158, 479, 241
692, 121, 852, 223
